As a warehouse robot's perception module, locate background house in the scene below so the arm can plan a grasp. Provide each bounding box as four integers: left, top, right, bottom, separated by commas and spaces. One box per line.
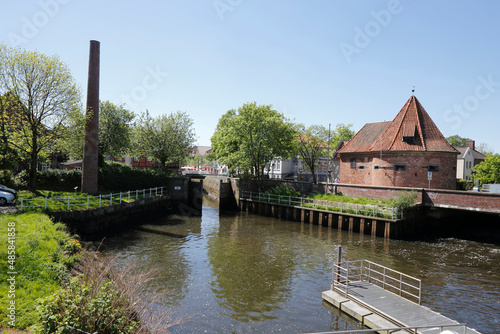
454, 140, 486, 181
336, 95, 458, 190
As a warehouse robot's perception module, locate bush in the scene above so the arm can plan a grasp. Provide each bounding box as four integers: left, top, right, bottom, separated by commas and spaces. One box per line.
98, 162, 173, 191
392, 190, 419, 210
264, 184, 303, 197
0, 169, 15, 188
34, 276, 141, 334
14, 169, 82, 191
33, 251, 180, 334
456, 179, 474, 191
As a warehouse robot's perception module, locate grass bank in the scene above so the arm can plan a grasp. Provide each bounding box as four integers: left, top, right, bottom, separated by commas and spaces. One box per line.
0, 212, 80, 329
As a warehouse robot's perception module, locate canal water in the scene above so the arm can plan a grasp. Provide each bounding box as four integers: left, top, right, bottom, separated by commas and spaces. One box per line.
101, 199, 499, 333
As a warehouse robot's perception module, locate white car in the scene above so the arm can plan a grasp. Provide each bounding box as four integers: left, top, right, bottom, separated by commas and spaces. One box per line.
0, 184, 16, 196
0, 190, 15, 205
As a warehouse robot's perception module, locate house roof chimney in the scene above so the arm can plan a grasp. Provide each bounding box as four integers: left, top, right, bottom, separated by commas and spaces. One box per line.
466, 140, 475, 150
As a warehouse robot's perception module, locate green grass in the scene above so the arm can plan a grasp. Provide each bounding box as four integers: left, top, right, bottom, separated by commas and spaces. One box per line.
0, 212, 80, 329
307, 193, 395, 206
17, 188, 164, 212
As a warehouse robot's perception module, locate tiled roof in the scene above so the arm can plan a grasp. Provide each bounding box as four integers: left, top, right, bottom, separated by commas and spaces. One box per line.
454, 146, 486, 160
338, 96, 459, 154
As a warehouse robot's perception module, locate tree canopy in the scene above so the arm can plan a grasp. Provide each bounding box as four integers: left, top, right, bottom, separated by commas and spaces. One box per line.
133, 110, 196, 168
211, 102, 298, 178
446, 135, 471, 147
297, 125, 328, 184
472, 154, 500, 185
0, 44, 80, 190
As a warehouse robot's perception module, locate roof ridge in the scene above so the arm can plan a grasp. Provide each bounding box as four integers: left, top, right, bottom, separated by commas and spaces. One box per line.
413, 97, 427, 151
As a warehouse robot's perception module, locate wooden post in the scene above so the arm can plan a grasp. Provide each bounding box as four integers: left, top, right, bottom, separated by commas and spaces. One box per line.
338, 215, 343, 230
328, 213, 333, 228
349, 217, 354, 232
360, 218, 365, 234
371, 219, 377, 236
384, 222, 391, 239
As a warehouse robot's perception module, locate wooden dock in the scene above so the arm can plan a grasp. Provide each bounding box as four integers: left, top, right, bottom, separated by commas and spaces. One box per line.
321, 259, 482, 334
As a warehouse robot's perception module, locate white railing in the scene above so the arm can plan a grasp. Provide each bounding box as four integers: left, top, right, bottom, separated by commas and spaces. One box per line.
305, 323, 470, 334
19, 186, 165, 212
331, 259, 421, 305
240, 191, 402, 220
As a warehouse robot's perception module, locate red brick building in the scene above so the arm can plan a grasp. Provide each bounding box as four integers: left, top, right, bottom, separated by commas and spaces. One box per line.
336, 95, 459, 189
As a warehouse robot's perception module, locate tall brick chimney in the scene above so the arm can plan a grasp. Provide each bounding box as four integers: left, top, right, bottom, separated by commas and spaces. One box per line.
81, 40, 100, 194
466, 140, 475, 150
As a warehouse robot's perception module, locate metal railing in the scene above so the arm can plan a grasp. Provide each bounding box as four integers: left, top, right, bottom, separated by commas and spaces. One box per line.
304, 323, 470, 334
240, 191, 402, 220
19, 186, 166, 212
332, 259, 421, 305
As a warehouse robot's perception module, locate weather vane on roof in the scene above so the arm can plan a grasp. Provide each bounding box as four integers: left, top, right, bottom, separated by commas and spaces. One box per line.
412, 86, 415, 94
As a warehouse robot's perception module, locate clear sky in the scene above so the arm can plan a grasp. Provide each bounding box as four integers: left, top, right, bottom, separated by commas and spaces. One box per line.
2, 1, 499, 152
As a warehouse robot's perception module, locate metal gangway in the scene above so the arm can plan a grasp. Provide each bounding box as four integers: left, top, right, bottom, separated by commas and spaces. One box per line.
321, 248, 481, 334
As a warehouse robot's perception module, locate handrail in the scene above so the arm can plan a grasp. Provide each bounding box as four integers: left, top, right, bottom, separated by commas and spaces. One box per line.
240, 191, 402, 220
19, 186, 166, 212
331, 259, 421, 305
304, 323, 469, 334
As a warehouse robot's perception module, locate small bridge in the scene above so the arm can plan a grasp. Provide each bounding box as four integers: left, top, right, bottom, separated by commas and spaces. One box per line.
321, 258, 481, 334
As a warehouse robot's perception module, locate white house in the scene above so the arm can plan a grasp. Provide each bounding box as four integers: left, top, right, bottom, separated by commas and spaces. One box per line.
454, 141, 485, 181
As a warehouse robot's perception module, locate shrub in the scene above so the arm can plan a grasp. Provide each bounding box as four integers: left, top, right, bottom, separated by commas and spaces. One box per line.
264, 184, 303, 197
392, 190, 419, 210
33, 251, 181, 334
34, 276, 141, 334
0, 169, 15, 188
98, 162, 173, 191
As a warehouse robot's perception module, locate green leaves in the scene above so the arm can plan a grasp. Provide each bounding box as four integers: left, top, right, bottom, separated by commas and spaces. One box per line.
133, 110, 196, 168
211, 102, 298, 177
472, 154, 500, 185
0, 44, 81, 190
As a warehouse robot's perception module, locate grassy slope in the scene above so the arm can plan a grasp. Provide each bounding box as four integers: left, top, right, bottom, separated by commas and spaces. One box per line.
0, 213, 73, 329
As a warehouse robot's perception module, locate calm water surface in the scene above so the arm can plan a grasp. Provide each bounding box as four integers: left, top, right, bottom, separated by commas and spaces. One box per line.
102, 199, 499, 333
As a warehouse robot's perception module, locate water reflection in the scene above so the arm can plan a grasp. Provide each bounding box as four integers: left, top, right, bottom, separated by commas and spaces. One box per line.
207, 212, 296, 321
100, 199, 500, 334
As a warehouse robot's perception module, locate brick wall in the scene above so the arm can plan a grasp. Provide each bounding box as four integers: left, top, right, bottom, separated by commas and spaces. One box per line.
338, 152, 457, 190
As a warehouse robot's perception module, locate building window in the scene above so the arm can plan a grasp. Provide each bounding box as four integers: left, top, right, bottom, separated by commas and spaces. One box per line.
358, 165, 364, 170
374, 165, 380, 170
394, 164, 406, 171
427, 165, 438, 172
350, 158, 356, 168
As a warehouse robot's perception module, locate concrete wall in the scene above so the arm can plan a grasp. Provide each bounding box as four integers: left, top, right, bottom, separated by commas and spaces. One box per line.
51, 196, 171, 239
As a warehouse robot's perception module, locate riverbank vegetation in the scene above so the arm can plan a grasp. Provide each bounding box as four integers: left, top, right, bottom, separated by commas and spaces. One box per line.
0, 212, 178, 333
0, 212, 80, 328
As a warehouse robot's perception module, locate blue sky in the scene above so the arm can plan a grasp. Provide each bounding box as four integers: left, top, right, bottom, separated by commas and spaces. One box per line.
2, 1, 499, 152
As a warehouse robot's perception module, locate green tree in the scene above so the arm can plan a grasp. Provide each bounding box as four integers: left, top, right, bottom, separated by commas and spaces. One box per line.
330, 123, 355, 150
297, 125, 328, 184
446, 135, 471, 147
0, 44, 81, 190
471, 154, 500, 185
133, 110, 196, 168
58, 101, 135, 163
476, 142, 495, 156
98, 101, 135, 162
211, 102, 298, 178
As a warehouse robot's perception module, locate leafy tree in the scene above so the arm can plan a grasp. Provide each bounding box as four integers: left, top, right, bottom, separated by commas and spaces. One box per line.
184, 153, 206, 169
211, 102, 298, 178
476, 142, 495, 156
133, 110, 196, 168
297, 125, 328, 184
330, 123, 355, 150
98, 101, 135, 162
0, 44, 81, 190
58, 101, 135, 163
471, 154, 500, 185
446, 135, 471, 147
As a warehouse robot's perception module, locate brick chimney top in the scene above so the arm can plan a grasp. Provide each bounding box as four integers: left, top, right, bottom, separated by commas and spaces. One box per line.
466, 140, 475, 150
